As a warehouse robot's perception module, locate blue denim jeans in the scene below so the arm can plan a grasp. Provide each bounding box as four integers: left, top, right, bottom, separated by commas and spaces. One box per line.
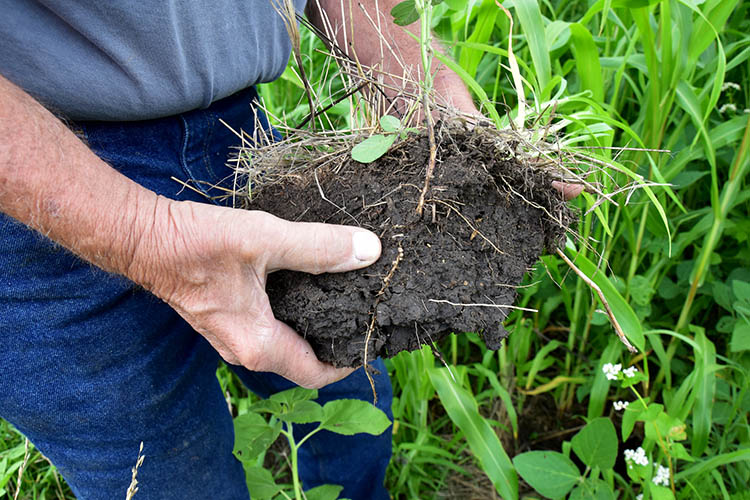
0, 88, 392, 500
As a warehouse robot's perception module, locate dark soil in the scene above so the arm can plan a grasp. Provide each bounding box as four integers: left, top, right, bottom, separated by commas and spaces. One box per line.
249, 125, 575, 367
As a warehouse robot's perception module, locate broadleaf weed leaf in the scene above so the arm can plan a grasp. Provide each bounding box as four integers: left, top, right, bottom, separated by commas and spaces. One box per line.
351, 135, 397, 164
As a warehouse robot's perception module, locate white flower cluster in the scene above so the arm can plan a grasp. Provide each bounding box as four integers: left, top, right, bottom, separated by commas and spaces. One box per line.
624, 447, 649, 466
602, 363, 622, 380
602, 363, 639, 381
653, 464, 670, 486
722, 82, 741, 92
613, 400, 629, 411
719, 103, 738, 114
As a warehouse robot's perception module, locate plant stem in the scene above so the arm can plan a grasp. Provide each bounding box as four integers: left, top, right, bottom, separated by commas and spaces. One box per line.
282, 425, 304, 500
675, 115, 750, 331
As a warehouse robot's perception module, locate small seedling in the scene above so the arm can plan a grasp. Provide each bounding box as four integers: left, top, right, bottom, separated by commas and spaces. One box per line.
233, 387, 391, 500
351, 115, 417, 163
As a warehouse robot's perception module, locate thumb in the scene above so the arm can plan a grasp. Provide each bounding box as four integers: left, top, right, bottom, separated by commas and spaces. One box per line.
261, 214, 382, 274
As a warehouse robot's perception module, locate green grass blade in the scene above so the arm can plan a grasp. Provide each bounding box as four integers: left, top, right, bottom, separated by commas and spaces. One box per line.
432, 50, 503, 127
512, 0, 552, 98
675, 80, 719, 215
429, 367, 518, 500
472, 364, 519, 438
675, 449, 750, 482
569, 23, 604, 102
691, 327, 717, 456
458, 2, 499, 77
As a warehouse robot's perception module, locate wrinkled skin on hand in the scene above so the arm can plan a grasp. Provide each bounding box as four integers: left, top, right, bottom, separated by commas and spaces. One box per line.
134, 198, 382, 389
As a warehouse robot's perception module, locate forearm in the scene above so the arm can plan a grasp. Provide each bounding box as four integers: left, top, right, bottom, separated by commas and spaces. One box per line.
307, 0, 476, 114
0, 75, 164, 285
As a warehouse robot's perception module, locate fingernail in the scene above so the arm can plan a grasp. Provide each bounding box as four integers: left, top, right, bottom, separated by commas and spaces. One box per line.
353, 231, 381, 263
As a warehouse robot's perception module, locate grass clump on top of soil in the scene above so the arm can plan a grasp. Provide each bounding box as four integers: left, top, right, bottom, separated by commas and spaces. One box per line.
229, 114, 584, 368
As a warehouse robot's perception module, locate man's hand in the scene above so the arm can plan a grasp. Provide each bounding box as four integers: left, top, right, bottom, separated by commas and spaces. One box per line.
133, 199, 381, 388
0, 74, 380, 389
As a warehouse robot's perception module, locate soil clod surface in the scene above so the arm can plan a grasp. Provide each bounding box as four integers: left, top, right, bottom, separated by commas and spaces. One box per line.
249, 125, 575, 367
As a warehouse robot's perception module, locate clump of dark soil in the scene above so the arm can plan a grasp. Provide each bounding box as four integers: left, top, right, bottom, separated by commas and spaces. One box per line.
247, 124, 576, 367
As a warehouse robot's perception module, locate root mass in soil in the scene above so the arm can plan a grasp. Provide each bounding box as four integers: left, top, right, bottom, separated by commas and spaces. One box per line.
247, 125, 576, 367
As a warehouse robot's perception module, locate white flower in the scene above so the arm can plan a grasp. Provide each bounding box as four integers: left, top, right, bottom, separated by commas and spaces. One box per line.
602, 363, 622, 380
624, 447, 649, 467
636, 495, 643, 500
623, 366, 638, 378
719, 103, 738, 114
722, 82, 741, 92
745, 109, 750, 114
613, 400, 629, 411
653, 464, 670, 486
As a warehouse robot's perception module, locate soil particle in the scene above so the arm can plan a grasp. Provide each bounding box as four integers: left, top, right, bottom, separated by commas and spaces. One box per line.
249, 125, 575, 367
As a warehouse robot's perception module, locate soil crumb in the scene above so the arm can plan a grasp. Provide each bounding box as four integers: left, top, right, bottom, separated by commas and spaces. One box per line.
247, 124, 576, 367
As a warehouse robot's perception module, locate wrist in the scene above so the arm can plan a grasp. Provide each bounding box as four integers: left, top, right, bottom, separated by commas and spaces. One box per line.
120, 192, 178, 296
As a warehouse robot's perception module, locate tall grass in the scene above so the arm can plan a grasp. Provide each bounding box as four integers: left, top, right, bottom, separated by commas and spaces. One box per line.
380, 0, 749, 498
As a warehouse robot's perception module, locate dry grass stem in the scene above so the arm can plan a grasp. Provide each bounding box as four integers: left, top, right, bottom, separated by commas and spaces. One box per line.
12, 438, 30, 500
125, 442, 145, 500
555, 248, 638, 353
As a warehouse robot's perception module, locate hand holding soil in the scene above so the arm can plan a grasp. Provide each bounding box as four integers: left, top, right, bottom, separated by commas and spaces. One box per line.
242, 124, 578, 368
131, 198, 382, 388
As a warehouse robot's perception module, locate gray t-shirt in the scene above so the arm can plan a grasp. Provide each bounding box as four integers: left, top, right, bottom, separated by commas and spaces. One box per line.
0, 0, 306, 121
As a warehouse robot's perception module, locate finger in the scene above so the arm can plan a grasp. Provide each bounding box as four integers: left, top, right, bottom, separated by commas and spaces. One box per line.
254, 319, 356, 388
552, 181, 584, 201
259, 213, 382, 274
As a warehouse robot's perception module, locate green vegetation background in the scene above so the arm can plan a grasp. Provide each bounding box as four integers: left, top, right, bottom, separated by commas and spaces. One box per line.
2, 0, 749, 498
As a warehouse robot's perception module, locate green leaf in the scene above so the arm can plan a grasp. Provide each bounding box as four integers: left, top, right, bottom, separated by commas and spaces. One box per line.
732, 280, 750, 303
244, 465, 282, 500
304, 484, 344, 500
569, 23, 604, 102
351, 134, 397, 164
676, 449, 750, 481
629, 275, 654, 306
249, 398, 284, 416
622, 400, 648, 441
472, 364, 519, 438
731, 319, 750, 352
512, 0, 551, 97
568, 478, 615, 500
713, 281, 734, 311
513, 451, 580, 499
691, 328, 717, 456
571, 418, 618, 470
429, 367, 518, 499
611, 0, 660, 6
650, 485, 675, 500
379, 115, 401, 133
282, 400, 325, 424
670, 442, 696, 462
391, 0, 420, 26
269, 387, 318, 406
716, 316, 737, 333
233, 412, 282, 463
645, 411, 686, 442
320, 399, 391, 436
430, 49, 503, 127
458, 2, 498, 78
